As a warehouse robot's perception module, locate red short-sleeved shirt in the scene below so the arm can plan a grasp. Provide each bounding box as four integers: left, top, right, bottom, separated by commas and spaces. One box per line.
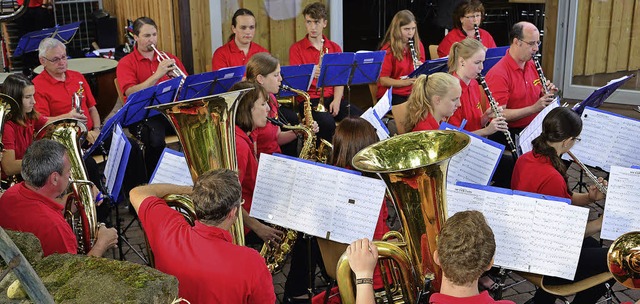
17, 0, 43, 7
235, 126, 259, 217
250, 94, 281, 156
448, 76, 484, 132
212, 40, 268, 71
2, 115, 48, 161
33, 70, 97, 129
437, 28, 497, 58
116, 47, 188, 102
289, 35, 341, 99
412, 113, 440, 132
139, 196, 275, 303
511, 151, 571, 199
377, 41, 426, 99
485, 49, 543, 128
429, 290, 514, 304
0, 182, 77, 256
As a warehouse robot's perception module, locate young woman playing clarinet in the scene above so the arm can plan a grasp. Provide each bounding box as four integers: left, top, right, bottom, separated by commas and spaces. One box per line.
211, 8, 268, 71
512, 107, 613, 304
401, 72, 461, 133
447, 38, 507, 137
437, 0, 497, 58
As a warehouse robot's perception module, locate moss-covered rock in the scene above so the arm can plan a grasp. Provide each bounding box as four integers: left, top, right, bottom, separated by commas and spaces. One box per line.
0, 230, 43, 268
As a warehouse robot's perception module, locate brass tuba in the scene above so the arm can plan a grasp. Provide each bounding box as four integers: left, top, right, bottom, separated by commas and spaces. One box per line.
146, 89, 251, 246
0, 93, 22, 186
35, 118, 97, 254
607, 231, 640, 289
337, 130, 470, 303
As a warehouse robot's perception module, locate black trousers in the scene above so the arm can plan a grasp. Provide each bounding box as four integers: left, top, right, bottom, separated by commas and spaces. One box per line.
301, 97, 363, 142
284, 235, 323, 298
129, 115, 175, 178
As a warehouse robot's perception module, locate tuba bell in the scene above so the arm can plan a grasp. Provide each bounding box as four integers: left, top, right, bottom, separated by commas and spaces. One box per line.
35, 118, 97, 254
146, 89, 252, 247
337, 130, 470, 303
608, 231, 640, 289
0, 93, 21, 187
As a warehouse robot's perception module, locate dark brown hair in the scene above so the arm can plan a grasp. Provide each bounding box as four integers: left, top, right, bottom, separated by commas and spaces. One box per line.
303, 2, 327, 20
331, 117, 378, 168
452, 0, 485, 30
229, 80, 268, 133
228, 8, 256, 42
192, 169, 242, 226
2, 73, 39, 125
132, 17, 156, 36
532, 107, 582, 180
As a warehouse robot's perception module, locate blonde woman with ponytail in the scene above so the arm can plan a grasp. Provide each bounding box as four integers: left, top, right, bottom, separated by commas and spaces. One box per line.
401, 72, 461, 133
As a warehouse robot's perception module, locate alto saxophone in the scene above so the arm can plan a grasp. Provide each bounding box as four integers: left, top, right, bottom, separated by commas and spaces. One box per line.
315, 39, 328, 112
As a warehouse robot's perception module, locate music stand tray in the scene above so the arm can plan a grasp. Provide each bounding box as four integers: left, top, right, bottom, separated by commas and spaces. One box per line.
408, 57, 449, 78
572, 75, 634, 114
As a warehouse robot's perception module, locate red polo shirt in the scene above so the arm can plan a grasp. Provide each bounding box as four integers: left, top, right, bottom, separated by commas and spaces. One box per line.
377, 41, 426, 99
511, 151, 571, 199
485, 49, 543, 128
33, 70, 97, 130
116, 47, 187, 102
0, 182, 78, 256
2, 115, 48, 161
413, 113, 440, 132
139, 196, 275, 304
17, 0, 44, 7
212, 40, 268, 71
437, 28, 497, 58
289, 34, 341, 99
250, 93, 281, 156
235, 126, 259, 217
430, 290, 514, 304
448, 76, 484, 132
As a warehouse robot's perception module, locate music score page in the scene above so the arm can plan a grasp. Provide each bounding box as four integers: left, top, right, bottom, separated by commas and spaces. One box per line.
149, 148, 194, 186
251, 154, 387, 244
601, 166, 640, 240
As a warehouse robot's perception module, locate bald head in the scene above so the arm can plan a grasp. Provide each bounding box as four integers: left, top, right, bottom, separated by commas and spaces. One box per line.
508, 21, 540, 63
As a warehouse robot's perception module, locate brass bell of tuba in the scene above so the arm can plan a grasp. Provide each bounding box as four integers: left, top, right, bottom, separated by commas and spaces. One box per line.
0, 93, 20, 151
146, 89, 252, 246
35, 118, 97, 254
337, 130, 470, 303
608, 231, 640, 289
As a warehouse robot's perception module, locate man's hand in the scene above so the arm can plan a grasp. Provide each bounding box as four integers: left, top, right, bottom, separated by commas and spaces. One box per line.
87, 224, 118, 257
66, 109, 87, 123
532, 93, 555, 113
156, 58, 177, 78
254, 222, 285, 244
86, 129, 100, 145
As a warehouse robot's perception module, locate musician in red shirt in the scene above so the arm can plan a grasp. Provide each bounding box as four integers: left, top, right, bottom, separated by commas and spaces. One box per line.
211, 8, 268, 71
512, 107, 612, 304
401, 72, 461, 133
447, 38, 507, 136
437, 0, 497, 58
130, 169, 276, 304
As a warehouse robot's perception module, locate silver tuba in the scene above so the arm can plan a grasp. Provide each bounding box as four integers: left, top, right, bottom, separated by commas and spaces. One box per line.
35, 118, 97, 254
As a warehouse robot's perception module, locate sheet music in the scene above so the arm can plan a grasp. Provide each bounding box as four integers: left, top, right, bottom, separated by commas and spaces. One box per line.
373, 88, 392, 117
252, 154, 387, 244
104, 124, 127, 198
360, 108, 389, 140
447, 183, 587, 280
564, 107, 640, 171
601, 166, 640, 240
149, 148, 194, 186
440, 123, 503, 185
518, 97, 561, 154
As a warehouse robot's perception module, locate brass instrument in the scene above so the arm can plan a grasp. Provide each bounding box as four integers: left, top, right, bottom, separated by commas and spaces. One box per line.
315, 39, 328, 112
0, 93, 19, 152
72, 82, 84, 113
566, 151, 607, 195
35, 118, 97, 254
337, 130, 471, 303
608, 231, 640, 289
150, 44, 187, 80
146, 89, 251, 249
477, 74, 518, 157
533, 54, 550, 95
474, 24, 482, 42
408, 38, 419, 70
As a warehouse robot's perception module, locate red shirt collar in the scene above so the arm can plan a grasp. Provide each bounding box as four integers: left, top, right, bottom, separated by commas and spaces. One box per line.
504, 48, 526, 71
132, 46, 158, 62
299, 34, 329, 50
193, 221, 233, 242
18, 182, 64, 214
38, 69, 67, 85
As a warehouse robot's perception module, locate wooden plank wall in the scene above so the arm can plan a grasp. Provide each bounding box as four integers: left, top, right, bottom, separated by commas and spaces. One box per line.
573, 0, 640, 76
220, 0, 329, 66
100, 0, 211, 74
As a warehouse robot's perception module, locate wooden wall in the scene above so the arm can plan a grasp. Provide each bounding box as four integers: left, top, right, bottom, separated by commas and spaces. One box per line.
220, 0, 330, 66
101, 0, 211, 74
572, 0, 640, 76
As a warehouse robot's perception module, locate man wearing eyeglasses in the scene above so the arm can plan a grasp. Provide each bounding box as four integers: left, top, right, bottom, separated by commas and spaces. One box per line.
485, 21, 558, 137
33, 38, 102, 144
129, 169, 276, 304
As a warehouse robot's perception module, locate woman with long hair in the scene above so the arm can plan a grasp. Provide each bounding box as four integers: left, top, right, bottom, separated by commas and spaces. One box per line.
437, 0, 497, 58
512, 107, 613, 304
401, 72, 461, 133
447, 38, 507, 136
211, 8, 269, 71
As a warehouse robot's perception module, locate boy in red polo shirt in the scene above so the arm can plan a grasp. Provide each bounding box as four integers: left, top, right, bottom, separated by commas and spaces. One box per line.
289, 2, 362, 141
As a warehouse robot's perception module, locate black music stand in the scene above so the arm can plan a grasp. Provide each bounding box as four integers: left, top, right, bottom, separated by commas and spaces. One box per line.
14, 22, 81, 57
178, 66, 245, 100
278, 64, 314, 98
481, 46, 509, 75
121, 77, 182, 127
83, 108, 126, 157
408, 57, 448, 78
572, 74, 634, 114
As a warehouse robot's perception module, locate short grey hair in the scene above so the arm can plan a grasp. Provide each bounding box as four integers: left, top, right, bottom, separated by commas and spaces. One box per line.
22, 139, 67, 188
38, 38, 66, 58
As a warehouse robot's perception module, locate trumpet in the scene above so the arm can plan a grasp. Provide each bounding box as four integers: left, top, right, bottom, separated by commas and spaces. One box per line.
150, 44, 186, 79
72, 82, 84, 113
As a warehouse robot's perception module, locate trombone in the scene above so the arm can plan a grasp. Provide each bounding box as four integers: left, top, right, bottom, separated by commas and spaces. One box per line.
150, 44, 186, 79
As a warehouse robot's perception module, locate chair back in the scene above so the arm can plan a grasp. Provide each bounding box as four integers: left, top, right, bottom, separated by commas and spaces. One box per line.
114, 78, 125, 103
428, 45, 439, 60
317, 238, 348, 280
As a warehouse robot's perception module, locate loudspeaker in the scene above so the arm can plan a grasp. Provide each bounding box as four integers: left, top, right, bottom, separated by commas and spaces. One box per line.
95, 17, 118, 49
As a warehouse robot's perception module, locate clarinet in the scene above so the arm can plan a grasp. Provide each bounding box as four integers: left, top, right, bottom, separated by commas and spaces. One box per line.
474, 24, 481, 42
477, 74, 518, 158
408, 38, 419, 70
533, 54, 550, 95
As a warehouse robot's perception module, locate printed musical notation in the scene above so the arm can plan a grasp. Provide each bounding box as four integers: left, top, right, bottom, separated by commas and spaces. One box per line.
251, 154, 387, 244
518, 97, 560, 155
149, 149, 194, 186
601, 166, 640, 240
104, 124, 130, 198
446, 183, 587, 280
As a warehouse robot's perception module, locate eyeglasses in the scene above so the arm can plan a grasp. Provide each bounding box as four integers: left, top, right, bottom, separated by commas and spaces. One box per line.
572, 136, 582, 142
42, 55, 68, 64
463, 14, 482, 20
519, 39, 542, 47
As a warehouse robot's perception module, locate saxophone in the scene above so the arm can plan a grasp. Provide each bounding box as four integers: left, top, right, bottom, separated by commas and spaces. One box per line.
259, 84, 333, 273
315, 39, 328, 112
